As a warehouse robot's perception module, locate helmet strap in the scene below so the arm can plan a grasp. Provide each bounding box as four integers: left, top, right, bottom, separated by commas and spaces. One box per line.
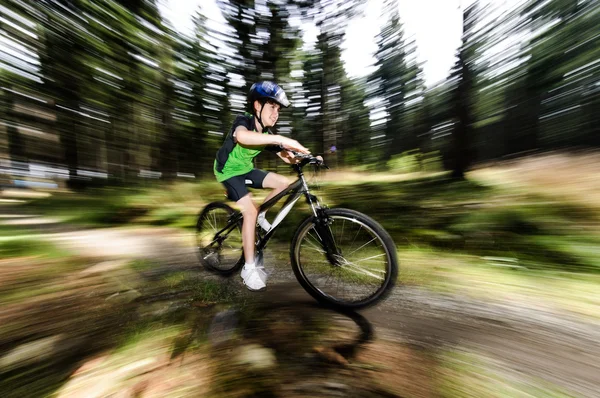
255, 100, 267, 132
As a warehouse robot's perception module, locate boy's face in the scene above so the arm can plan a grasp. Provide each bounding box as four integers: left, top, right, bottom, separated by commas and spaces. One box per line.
255, 100, 281, 128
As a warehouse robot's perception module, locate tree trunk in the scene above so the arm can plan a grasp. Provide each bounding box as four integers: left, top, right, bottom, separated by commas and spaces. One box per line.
4, 88, 26, 164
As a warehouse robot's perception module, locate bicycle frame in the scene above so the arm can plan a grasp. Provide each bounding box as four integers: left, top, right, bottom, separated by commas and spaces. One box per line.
206, 159, 340, 266
222, 162, 318, 248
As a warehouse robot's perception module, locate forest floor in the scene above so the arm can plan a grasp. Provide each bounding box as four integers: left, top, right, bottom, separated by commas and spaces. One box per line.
1, 151, 599, 397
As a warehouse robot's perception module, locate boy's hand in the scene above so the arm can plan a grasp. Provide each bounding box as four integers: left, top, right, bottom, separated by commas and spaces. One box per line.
276, 150, 300, 164
279, 137, 310, 154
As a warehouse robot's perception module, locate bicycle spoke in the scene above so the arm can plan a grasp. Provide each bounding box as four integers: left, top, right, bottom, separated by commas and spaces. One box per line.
310, 227, 324, 243
209, 211, 217, 231
295, 211, 395, 308
324, 266, 337, 286
307, 230, 321, 244
304, 245, 326, 255
347, 224, 364, 255
341, 261, 385, 280
197, 205, 243, 274
351, 253, 387, 264
347, 236, 377, 257
309, 259, 330, 264
304, 231, 326, 254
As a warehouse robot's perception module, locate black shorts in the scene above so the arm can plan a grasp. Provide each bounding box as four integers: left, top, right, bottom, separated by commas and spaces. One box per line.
222, 169, 270, 202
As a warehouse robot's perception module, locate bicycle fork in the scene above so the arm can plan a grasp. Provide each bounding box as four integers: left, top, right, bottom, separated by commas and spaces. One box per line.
313, 208, 343, 266
302, 176, 342, 266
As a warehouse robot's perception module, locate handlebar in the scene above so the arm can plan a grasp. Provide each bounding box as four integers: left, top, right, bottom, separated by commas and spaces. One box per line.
289, 150, 329, 169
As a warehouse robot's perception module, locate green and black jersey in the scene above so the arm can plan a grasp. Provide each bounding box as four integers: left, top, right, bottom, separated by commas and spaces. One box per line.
214, 113, 279, 183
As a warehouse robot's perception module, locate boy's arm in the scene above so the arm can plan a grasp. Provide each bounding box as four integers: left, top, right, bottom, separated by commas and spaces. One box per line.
276, 150, 299, 164
235, 126, 310, 153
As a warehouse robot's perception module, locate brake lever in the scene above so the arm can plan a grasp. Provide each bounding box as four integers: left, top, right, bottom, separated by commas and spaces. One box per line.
289, 150, 328, 168
308, 157, 328, 169
290, 150, 310, 159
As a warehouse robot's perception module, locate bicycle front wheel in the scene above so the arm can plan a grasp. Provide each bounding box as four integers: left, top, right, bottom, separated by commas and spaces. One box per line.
290, 208, 398, 309
196, 202, 244, 275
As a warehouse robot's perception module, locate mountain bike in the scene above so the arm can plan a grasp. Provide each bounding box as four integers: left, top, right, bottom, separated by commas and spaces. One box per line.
196, 153, 398, 309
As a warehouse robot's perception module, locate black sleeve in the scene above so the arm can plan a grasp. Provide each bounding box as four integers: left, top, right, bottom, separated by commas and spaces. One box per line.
262, 128, 283, 153
231, 115, 252, 131
230, 115, 252, 142
264, 144, 284, 153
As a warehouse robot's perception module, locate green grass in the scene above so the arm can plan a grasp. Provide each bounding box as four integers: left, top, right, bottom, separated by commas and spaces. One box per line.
23, 188, 144, 226
395, 246, 600, 319
1, 281, 67, 304
15, 162, 600, 275
21, 181, 223, 228
129, 259, 160, 273
318, 174, 600, 273
4, 155, 600, 397
0, 224, 34, 238
0, 236, 69, 259
0, 254, 88, 304
186, 278, 237, 303
0, 361, 80, 398
114, 322, 186, 356
438, 351, 579, 398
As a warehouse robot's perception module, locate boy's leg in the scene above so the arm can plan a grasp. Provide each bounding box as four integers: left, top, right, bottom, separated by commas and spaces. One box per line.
253, 173, 290, 231
222, 175, 257, 265
237, 193, 267, 290
261, 172, 292, 203
236, 193, 258, 265
222, 173, 266, 290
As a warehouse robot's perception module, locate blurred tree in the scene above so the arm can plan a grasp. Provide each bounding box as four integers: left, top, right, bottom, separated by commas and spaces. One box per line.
37, 0, 92, 187
217, 0, 259, 97
293, 0, 365, 158
418, 83, 455, 157
498, 0, 600, 154
317, 30, 344, 158
1, 81, 26, 164
301, 46, 325, 154
369, 0, 422, 162
576, 1, 600, 147
339, 76, 372, 165
258, 2, 301, 83
530, 0, 600, 149
255, 1, 302, 169
445, 2, 483, 179
180, 8, 232, 175
155, 33, 178, 180
111, 0, 162, 179
2, 0, 598, 185
0, 1, 52, 166
300, 30, 348, 160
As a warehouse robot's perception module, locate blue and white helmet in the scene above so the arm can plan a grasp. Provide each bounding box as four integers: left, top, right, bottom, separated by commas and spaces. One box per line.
248, 81, 291, 112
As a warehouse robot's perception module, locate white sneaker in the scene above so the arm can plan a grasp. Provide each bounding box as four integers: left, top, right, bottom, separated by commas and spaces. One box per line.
241, 266, 267, 291
257, 212, 272, 231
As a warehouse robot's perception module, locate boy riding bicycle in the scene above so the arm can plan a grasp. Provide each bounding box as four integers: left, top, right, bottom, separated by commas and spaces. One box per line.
213, 81, 312, 291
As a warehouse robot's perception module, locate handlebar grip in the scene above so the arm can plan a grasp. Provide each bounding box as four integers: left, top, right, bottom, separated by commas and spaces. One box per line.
287, 150, 327, 168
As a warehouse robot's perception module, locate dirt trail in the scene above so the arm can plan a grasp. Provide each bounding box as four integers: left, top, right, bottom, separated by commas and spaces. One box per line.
37, 225, 600, 397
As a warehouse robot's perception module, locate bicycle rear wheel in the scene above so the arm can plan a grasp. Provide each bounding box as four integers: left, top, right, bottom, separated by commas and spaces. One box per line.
196, 202, 244, 275
290, 208, 398, 309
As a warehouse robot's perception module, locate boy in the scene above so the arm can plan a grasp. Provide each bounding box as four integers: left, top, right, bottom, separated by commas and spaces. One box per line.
214, 81, 311, 290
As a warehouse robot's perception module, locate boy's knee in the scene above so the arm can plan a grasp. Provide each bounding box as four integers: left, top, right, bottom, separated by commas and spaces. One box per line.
242, 203, 258, 219
237, 195, 257, 216
276, 175, 291, 189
